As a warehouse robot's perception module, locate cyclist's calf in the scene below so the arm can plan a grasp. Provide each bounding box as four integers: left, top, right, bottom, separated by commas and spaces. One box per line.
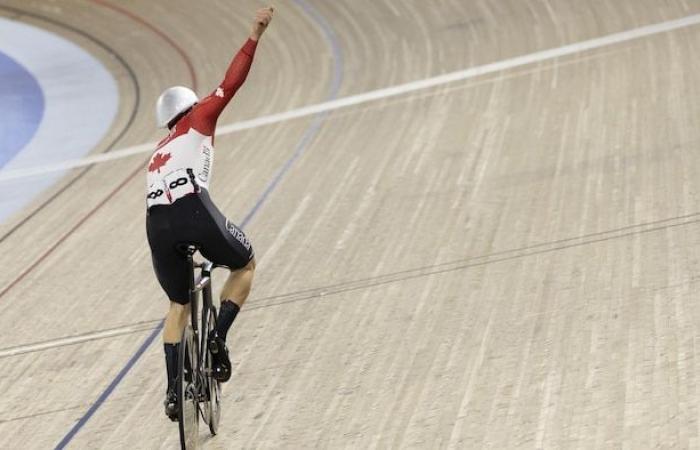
221, 258, 256, 306
163, 302, 191, 343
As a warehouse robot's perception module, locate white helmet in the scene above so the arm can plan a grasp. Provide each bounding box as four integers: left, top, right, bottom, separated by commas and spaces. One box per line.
155, 86, 198, 128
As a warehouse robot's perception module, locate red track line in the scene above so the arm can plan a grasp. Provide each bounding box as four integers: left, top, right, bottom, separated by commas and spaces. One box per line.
0, 3, 197, 300
90, 0, 198, 91
0, 164, 143, 300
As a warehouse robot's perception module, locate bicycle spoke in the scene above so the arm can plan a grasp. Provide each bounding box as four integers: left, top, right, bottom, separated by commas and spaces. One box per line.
178, 326, 200, 449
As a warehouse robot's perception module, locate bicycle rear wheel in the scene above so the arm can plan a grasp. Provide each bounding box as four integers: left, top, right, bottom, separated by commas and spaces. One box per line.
178, 325, 199, 449
205, 308, 221, 435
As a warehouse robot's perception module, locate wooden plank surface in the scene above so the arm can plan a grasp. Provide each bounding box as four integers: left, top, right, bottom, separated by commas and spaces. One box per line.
0, 0, 699, 448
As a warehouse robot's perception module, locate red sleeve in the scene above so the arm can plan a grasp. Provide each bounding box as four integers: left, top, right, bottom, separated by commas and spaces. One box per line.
190, 38, 258, 135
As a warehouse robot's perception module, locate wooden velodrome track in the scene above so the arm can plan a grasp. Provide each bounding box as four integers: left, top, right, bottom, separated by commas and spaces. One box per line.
1, 0, 700, 448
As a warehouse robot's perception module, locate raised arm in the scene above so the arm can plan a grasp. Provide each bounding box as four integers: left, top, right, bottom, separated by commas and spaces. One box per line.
191, 7, 274, 135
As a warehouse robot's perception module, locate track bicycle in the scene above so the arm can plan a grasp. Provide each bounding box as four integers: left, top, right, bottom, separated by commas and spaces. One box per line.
176, 244, 225, 449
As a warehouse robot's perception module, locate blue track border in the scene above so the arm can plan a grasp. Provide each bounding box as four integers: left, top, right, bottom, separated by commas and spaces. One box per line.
0, 50, 45, 169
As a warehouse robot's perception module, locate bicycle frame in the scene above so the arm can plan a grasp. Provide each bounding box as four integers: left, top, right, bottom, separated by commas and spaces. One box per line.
184, 248, 216, 376
177, 245, 224, 447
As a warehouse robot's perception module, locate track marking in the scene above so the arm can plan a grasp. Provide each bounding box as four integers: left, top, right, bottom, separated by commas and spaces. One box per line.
2, 12, 700, 182
90, 0, 198, 90
53, 1, 343, 448
0, 320, 160, 358
0, 4, 141, 245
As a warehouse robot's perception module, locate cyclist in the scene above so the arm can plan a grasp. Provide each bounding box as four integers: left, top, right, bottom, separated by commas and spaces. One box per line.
145, 7, 274, 420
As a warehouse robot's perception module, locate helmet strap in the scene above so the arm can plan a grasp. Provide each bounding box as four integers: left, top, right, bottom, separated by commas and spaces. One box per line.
167, 105, 194, 130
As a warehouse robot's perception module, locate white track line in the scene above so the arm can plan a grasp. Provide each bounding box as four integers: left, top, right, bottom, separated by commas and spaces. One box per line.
2, 13, 699, 182
0, 321, 159, 358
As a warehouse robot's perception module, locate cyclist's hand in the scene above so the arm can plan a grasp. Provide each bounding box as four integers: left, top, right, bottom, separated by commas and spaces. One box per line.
251, 7, 274, 41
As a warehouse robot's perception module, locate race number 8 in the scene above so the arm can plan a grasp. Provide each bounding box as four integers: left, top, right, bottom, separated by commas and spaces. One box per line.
169, 177, 188, 189
147, 189, 164, 199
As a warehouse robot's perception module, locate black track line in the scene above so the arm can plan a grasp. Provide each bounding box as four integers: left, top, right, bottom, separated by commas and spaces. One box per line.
0, 5, 140, 244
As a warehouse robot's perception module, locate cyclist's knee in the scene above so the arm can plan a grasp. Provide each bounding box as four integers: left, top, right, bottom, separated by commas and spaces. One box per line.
168, 301, 190, 317
164, 302, 190, 343
229, 258, 255, 277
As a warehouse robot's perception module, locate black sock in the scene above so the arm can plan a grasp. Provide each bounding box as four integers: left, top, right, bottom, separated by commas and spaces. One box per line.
216, 300, 240, 341
164, 343, 179, 392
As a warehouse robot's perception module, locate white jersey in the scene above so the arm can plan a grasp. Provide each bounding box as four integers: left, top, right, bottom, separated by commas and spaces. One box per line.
145, 37, 258, 209
146, 128, 213, 208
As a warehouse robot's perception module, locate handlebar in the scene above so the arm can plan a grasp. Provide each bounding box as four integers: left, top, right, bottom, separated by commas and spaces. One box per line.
193, 275, 210, 293
192, 260, 229, 293
193, 260, 229, 271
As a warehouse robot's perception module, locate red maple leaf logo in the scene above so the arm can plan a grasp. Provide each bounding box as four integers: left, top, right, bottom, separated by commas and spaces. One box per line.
148, 152, 171, 173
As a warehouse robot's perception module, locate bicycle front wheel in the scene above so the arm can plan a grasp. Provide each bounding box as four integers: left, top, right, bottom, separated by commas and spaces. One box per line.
178, 325, 199, 449
205, 308, 221, 435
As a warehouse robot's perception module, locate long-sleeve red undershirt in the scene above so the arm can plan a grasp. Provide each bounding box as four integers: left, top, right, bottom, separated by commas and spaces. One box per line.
189, 38, 258, 136
155, 38, 257, 151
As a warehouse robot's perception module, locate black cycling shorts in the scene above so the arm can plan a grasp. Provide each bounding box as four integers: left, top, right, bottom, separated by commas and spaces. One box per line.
146, 189, 254, 304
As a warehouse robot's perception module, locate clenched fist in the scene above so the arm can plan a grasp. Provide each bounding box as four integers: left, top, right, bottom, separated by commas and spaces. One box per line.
251, 7, 274, 41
